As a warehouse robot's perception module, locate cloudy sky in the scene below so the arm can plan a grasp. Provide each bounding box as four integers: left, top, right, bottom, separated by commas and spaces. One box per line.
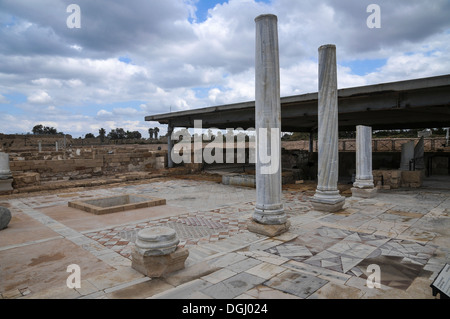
1, 0, 449, 138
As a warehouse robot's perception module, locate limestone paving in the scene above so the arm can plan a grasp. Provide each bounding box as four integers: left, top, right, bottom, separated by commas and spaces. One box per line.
0, 176, 449, 299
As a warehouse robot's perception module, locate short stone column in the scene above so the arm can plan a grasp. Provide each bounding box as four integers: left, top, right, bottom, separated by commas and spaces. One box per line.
131, 226, 188, 278
351, 125, 377, 198
0, 152, 13, 194
310, 44, 345, 212
400, 141, 415, 171
38, 141, 42, 152
247, 14, 289, 237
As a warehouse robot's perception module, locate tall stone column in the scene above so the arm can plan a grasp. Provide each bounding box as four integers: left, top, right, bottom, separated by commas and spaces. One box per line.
167, 122, 174, 168
310, 44, 345, 212
248, 14, 289, 237
351, 125, 377, 198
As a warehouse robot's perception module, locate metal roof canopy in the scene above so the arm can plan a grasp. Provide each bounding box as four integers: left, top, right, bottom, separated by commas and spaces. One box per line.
145, 74, 450, 132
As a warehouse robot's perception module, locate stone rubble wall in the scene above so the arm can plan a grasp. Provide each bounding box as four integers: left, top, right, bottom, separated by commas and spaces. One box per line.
8, 147, 167, 185
373, 169, 424, 189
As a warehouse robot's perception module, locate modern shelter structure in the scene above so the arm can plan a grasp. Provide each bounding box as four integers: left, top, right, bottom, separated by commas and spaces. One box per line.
146, 74, 450, 133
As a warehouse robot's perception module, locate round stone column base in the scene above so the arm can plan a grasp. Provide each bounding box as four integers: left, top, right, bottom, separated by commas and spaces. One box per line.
351, 187, 377, 198
253, 205, 286, 225
310, 191, 345, 213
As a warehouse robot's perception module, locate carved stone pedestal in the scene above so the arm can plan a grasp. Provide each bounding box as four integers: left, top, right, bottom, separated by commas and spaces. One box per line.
131, 246, 189, 278
131, 226, 189, 278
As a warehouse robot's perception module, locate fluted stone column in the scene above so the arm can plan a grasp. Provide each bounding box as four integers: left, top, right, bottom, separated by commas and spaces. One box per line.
351, 125, 377, 198
248, 14, 289, 237
167, 123, 174, 168
310, 44, 345, 212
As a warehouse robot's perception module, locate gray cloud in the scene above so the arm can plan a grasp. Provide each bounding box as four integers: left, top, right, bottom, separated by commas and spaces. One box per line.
0, 0, 449, 137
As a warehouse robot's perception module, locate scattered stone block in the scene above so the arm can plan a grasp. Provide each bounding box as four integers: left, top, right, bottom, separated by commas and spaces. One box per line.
68, 194, 166, 215
247, 219, 291, 237
401, 170, 423, 188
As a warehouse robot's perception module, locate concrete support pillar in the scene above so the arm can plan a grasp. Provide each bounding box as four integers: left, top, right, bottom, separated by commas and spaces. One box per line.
351, 125, 377, 198
310, 44, 345, 212
400, 141, 415, 171
414, 136, 424, 170
248, 14, 289, 237
167, 123, 174, 168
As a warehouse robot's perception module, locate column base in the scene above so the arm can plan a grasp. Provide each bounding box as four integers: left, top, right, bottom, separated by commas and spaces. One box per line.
131, 247, 189, 278
253, 206, 287, 225
247, 219, 290, 237
351, 187, 377, 198
0, 179, 13, 195
310, 190, 345, 212
353, 179, 374, 189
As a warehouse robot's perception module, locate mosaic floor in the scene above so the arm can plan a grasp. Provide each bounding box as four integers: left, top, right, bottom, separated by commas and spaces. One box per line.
84, 205, 251, 259
1, 177, 449, 299
264, 226, 437, 290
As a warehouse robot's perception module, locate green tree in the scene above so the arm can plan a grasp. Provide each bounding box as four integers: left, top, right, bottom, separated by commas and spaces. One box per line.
32, 124, 60, 135
107, 128, 126, 140
32, 124, 44, 135
85, 133, 95, 138
98, 128, 106, 142
154, 127, 160, 140
126, 130, 142, 139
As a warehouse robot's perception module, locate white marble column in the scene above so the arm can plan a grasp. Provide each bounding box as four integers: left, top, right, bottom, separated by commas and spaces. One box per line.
167, 123, 174, 168
351, 125, 377, 198
248, 14, 289, 237
310, 44, 345, 212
